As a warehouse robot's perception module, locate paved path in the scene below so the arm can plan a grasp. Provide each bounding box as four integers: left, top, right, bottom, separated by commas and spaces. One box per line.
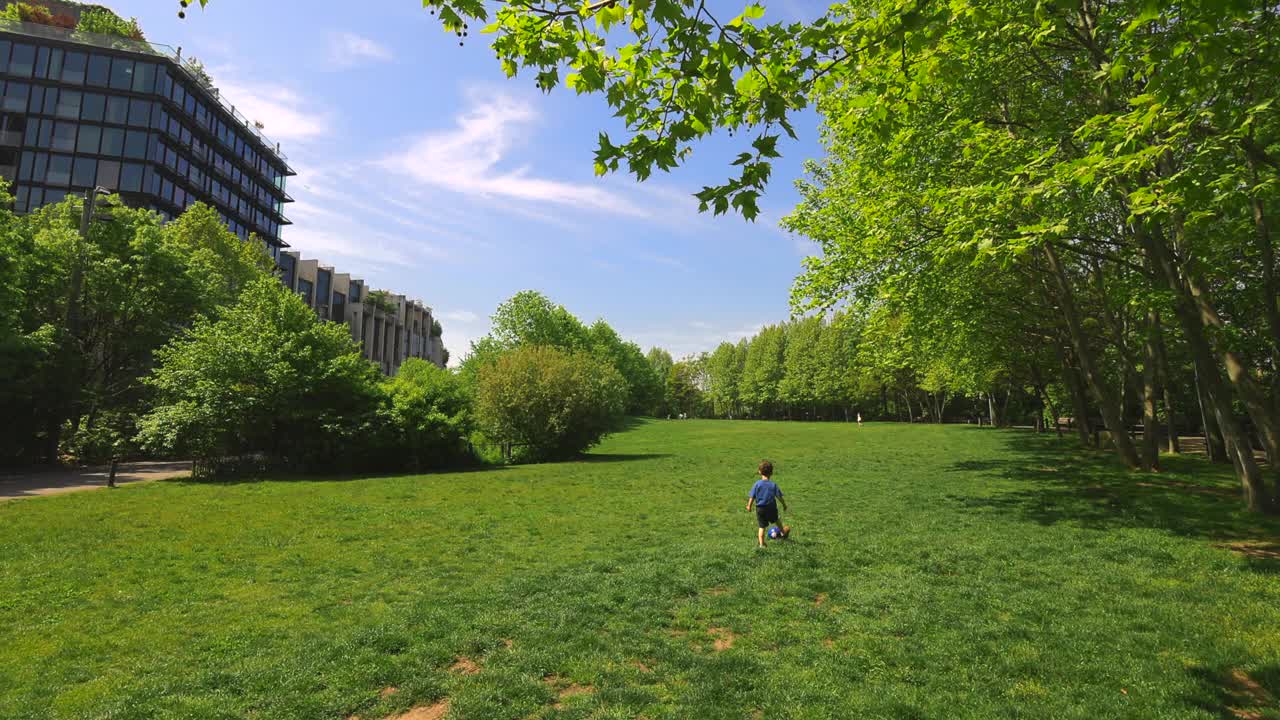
0, 460, 192, 500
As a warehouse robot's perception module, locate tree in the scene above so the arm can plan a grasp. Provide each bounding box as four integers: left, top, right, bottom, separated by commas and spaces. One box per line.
779, 315, 824, 418
739, 324, 787, 418
473, 345, 626, 461
383, 358, 472, 470
645, 347, 674, 415
587, 319, 662, 414
665, 358, 704, 417
706, 341, 745, 418
137, 277, 383, 474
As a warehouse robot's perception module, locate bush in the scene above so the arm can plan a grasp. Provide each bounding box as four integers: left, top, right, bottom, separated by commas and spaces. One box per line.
137, 277, 383, 475
383, 358, 472, 470
474, 345, 626, 462
76, 8, 144, 40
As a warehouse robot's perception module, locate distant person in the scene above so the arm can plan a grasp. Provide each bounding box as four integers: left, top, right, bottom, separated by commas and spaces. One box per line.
857, 412, 863, 427
746, 460, 787, 548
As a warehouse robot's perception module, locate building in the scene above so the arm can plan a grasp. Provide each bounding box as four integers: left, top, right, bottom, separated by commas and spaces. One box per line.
279, 250, 447, 373
0, 11, 447, 372
0, 16, 294, 257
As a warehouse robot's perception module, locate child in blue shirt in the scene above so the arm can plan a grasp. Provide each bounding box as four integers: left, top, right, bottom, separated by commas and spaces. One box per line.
746, 460, 787, 548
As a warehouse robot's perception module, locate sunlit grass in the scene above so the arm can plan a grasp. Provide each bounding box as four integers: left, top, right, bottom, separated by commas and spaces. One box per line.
1, 420, 1277, 719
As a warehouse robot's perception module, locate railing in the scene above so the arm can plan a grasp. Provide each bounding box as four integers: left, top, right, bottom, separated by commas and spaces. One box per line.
0, 18, 288, 162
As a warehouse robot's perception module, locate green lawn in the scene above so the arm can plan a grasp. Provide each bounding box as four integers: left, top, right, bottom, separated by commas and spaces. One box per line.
2, 421, 1278, 720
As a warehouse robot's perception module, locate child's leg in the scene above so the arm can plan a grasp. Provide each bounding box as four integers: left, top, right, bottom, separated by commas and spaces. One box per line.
757, 527, 765, 547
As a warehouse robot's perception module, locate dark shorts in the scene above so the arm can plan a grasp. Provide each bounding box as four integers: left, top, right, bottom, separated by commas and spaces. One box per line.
755, 503, 780, 528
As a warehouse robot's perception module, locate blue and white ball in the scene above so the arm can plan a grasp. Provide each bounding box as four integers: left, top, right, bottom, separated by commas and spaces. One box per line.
768, 526, 783, 540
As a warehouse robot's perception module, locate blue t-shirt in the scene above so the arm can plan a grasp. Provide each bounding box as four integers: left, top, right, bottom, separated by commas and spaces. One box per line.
749, 479, 783, 507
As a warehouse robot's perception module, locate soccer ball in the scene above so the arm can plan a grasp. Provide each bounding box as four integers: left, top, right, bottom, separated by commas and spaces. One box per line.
768, 526, 784, 540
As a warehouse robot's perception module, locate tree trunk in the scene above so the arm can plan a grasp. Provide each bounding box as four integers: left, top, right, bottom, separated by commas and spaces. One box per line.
1041, 244, 1142, 468
1055, 342, 1094, 446
1194, 363, 1228, 463
1152, 316, 1180, 454
987, 392, 997, 428
1140, 310, 1161, 471
1138, 215, 1276, 510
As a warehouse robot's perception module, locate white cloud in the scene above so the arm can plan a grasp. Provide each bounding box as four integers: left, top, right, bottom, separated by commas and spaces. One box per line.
211, 72, 331, 142
441, 310, 479, 323
379, 91, 648, 217
327, 32, 393, 68
623, 321, 769, 359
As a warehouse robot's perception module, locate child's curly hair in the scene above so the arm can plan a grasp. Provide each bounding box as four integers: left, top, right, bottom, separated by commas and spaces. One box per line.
758, 460, 774, 477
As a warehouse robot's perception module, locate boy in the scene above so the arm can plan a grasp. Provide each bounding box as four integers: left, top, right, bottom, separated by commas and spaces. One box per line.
746, 460, 787, 548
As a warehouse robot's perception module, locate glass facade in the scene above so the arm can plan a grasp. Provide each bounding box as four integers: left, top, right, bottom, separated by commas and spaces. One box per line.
0, 31, 293, 249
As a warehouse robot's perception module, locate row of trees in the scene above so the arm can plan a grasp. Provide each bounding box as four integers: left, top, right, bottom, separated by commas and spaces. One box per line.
0, 185, 655, 471
777, 1, 1280, 513
0, 189, 477, 473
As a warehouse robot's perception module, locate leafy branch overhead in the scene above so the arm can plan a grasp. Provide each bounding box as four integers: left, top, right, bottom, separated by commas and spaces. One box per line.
182, 0, 926, 220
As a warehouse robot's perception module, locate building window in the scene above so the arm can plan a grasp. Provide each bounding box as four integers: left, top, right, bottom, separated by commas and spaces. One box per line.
109, 58, 134, 90
46, 48, 63, 81
120, 162, 143, 192
105, 96, 127, 124
96, 159, 119, 189
76, 124, 100, 154
9, 44, 34, 78
127, 99, 150, 127
297, 278, 313, 306
86, 54, 109, 87
46, 153, 71, 185
61, 51, 86, 84
81, 93, 105, 122
55, 89, 80, 119
101, 127, 123, 155
132, 62, 155, 93
51, 122, 75, 152
72, 156, 96, 187
3, 82, 28, 113
123, 130, 147, 159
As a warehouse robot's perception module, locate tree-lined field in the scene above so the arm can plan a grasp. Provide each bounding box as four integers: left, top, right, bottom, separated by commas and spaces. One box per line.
2, 421, 1277, 720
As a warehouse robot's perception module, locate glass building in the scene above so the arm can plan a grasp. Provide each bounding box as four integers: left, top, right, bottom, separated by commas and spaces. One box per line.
0, 19, 293, 255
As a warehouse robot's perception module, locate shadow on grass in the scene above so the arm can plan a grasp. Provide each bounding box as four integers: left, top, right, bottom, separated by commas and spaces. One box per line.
577, 453, 673, 464
171, 462, 512, 486
945, 429, 1280, 552
1185, 664, 1279, 720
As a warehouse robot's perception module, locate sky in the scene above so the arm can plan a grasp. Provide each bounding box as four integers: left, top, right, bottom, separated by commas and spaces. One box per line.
109, 0, 829, 364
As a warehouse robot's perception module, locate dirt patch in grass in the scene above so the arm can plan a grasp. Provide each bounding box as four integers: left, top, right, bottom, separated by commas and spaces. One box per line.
814, 593, 828, 607
703, 586, 731, 597
708, 627, 736, 652
1224, 668, 1273, 719
544, 675, 595, 709
386, 699, 450, 720
450, 657, 480, 675
823, 638, 835, 649
1216, 541, 1280, 561
379, 687, 398, 698
632, 660, 653, 673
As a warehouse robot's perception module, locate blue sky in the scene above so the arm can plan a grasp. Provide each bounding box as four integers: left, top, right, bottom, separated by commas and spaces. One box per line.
111, 0, 827, 363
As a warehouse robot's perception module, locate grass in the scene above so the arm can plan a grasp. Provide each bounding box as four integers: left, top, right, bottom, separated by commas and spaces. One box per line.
1, 420, 1279, 720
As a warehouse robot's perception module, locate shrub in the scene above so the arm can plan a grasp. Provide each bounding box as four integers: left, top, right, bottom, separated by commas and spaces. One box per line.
76, 8, 144, 40
137, 277, 383, 475
474, 345, 626, 462
0, 3, 52, 25
383, 358, 472, 470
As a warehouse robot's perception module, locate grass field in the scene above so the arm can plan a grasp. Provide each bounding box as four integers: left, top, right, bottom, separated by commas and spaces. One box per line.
2, 420, 1278, 720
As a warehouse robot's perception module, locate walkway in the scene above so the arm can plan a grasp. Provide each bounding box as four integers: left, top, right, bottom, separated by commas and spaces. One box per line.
0, 461, 191, 500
